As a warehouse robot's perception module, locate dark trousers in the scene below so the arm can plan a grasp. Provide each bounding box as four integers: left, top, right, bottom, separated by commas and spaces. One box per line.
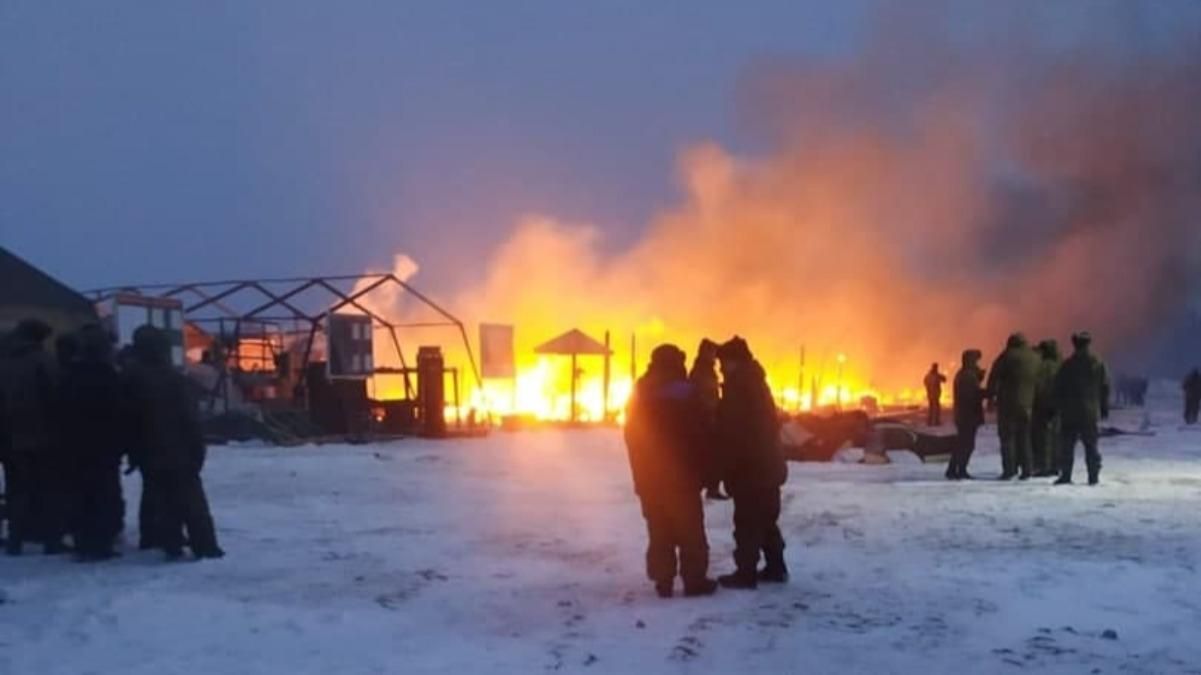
641, 491, 708, 585
998, 409, 1033, 476
732, 488, 785, 575
927, 398, 941, 426
947, 422, 979, 477
153, 469, 219, 555
1060, 423, 1101, 480
2, 455, 33, 549
74, 462, 124, 555
1030, 409, 1058, 474
1185, 397, 1200, 425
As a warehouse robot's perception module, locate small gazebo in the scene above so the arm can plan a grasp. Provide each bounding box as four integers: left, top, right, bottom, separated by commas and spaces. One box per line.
533, 328, 612, 423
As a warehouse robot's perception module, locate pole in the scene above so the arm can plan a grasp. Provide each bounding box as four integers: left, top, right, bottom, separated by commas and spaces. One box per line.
798, 345, 806, 412
570, 353, 578, 424
603, 331, 611, 422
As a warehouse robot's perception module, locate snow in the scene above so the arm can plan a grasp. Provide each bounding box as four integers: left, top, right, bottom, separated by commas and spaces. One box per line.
3, 391, 1201, 674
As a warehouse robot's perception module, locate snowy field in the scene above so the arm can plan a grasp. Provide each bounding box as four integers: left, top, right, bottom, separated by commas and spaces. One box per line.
3, 394, 1200, 674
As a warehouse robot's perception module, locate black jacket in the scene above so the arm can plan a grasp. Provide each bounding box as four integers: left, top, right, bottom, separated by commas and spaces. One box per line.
715, 360, 785, 494
625, 373, 711, 498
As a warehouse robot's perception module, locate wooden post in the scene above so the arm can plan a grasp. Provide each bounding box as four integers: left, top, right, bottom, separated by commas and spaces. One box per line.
603, 331, 611, 422
570, 352, 578, 424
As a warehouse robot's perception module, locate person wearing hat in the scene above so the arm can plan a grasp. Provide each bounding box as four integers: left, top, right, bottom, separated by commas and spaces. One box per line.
1053, 332, 1110, 485
1030, 339, 1062, 477
714, 336, 787, 589
985, 333, 1041, 480
625, 343, 718, 598
947, 349, 987, 480
689, 338, 728, 501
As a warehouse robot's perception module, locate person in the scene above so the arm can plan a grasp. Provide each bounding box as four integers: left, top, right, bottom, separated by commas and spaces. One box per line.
714, 337, 787, 589
1054, 332, 1110, 485
946, 349, 986, 480
0, 319, 65, 555
59, 325, 127, 560
123, 325, 224, 560
924, 363, 947, 426
1030, 340, 1062, 477
1182, 368, 1201, 425
689, 338, 728, 501
986, 333, 1040, 480
624, 344, 717, 598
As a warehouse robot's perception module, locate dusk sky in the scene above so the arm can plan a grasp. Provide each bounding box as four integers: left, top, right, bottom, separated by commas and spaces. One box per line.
2, 1, 1199, 298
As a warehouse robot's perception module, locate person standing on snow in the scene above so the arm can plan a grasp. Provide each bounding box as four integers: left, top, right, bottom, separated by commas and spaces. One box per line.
924, 363, 947, 427
1182, 368, 1201, 425
986, 333, 1040, 480
689, 338, 728, 501
714, 337, 787, 590
1030, 340, 1062, 477
625, 344, 718, 598
1054, 332, 1110, 486
946, 349, 986, 480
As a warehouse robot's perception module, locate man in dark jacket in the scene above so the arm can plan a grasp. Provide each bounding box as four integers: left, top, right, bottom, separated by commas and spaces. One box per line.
689, 338, 728, 501
715, 337, 787, 589
59, 325, 127, 560
924, 363, 946, 427
1054, 332, 1110, 486
1, 319, 67, 555
986, 333, 1040, 480
124, 325, 223, 559
1182, 368, 1201, 425
625, 344, 717, 598
946, 349, 986, 480
1031, 340, 1062, 477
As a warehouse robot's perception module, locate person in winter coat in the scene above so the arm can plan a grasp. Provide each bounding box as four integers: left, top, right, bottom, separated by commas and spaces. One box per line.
1054, 332, 1110, 486
1182, 368, 1201, 425
1030, 340, 1062, 477
946, 349, 986, 480
924, 363, 947, 427
986, 333, 1041, 480
123, 325, 223, 560
625, 344, 718, 598
714, 337, 787, 590
689, 338, 728, 501
0, 319, 66, 555
58, 325, 127, 560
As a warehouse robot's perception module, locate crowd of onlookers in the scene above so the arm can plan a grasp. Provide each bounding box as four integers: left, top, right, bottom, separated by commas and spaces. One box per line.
0, 318, 222, 561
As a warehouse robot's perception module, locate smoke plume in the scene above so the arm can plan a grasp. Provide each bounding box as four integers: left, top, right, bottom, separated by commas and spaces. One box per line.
394, 6, 1201, 391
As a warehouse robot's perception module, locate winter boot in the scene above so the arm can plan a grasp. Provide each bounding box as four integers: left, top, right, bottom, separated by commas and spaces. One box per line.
654, 580, 673, 599
998, 471, 1016, 481
759, 565, 790, 584
193, 545, 226, 560
1054, 475, 1073, 485
718, 570, 758, 590
1088, 471, 1099, 486
683, 578, 719, 597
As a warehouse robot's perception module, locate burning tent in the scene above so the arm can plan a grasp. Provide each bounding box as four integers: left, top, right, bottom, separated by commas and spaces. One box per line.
533, 328, 612, 423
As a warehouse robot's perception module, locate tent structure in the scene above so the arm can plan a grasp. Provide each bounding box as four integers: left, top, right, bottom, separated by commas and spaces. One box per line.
533, 328, 612, 423
0, 246, 97, 335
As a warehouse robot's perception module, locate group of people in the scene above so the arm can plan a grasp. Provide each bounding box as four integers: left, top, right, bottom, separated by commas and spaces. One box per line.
624, 336, 787, 599
0, 318, 223, 561
943, 331, 1111, 485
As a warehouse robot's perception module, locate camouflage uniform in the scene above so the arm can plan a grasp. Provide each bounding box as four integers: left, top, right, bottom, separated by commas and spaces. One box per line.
986, 334, 1040, 479
1030, 340, 1061, 477
1054, 333, 1110, 485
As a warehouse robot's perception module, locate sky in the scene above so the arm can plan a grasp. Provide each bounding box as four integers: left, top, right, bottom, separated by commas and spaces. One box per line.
1, 0, 877, 290
2, 1, 1200, 376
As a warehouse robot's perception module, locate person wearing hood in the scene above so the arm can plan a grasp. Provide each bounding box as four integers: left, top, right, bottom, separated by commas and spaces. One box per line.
714, 337, 787, 590
625, 344, 717, 598
123, 325, 223, 559
986, 333, 1041, 480
689, 338, 728, 501
947, 349, 986, 480
59, 325, 127, 560
1053, 332, 1110, 485
1031, 340, 1062, 477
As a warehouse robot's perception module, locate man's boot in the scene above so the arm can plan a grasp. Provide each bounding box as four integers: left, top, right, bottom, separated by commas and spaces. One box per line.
683, 578, 718, 597
1054, 474, 1072, 485
1088, 470, 1099, 486
654, 580, 673, 599
718, 570, 758, 590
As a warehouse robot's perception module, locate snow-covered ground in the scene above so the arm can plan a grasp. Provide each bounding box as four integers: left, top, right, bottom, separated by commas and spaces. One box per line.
3, 392, 1200, 674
